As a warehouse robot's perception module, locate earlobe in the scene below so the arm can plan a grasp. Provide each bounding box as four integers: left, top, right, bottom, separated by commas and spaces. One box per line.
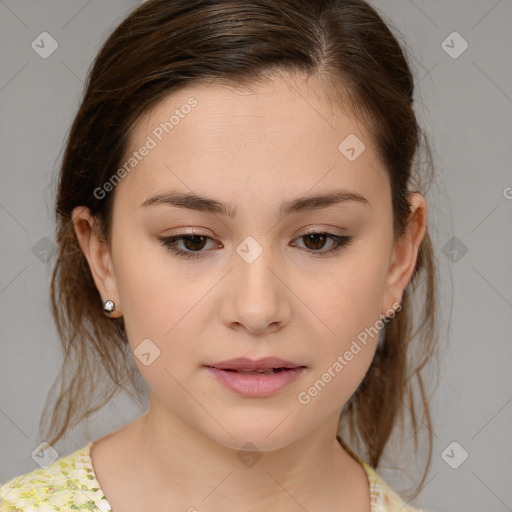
71, 206, 122, 318
381, 193, 427, 317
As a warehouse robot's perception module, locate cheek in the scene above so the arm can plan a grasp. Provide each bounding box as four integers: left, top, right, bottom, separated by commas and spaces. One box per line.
112, 229, 182, 322
295, 250, 388, 397
295, 275, 381, 414
110, 240, 191, 376
307, 261, 386, 343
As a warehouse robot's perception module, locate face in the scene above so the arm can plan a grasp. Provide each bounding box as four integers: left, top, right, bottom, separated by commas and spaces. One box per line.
73, 72, 425, 452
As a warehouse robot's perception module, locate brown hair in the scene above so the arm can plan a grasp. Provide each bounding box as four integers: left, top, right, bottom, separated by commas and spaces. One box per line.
42, 0, 440, 499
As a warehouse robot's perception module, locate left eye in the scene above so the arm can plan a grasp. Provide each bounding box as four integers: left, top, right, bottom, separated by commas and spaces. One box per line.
158, 231, 353, 259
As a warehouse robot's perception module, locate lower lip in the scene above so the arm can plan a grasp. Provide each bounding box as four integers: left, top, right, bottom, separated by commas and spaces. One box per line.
205, 366, 306, 397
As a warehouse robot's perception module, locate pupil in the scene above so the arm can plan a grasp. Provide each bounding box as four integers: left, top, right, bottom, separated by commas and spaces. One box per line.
185, 235, 206, 251
305, 233, 325, 250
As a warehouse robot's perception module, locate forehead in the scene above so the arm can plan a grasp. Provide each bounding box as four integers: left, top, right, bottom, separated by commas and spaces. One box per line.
114, 73, 390, 214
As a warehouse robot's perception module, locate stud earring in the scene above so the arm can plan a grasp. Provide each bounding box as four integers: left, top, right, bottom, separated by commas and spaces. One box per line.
103, 299, 116, 314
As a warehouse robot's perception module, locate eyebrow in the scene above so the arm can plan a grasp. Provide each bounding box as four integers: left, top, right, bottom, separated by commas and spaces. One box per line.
140, 189, 370, 217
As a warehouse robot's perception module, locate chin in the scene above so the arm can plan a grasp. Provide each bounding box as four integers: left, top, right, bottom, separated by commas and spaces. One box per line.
202, 419, 304, 454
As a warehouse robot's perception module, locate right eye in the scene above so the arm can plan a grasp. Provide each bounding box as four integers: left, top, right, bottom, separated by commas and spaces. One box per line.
158, 232, 219, 259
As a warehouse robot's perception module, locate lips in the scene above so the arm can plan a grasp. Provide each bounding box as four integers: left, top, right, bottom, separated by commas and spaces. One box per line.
204, 360, 307, 397
205, 356, 305, 372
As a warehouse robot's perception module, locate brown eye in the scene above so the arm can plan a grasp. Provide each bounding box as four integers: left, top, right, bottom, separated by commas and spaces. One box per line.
292, 231, 354, 257
159, 232, 217, 259
302, 233, 329, 251
180, 235, 208, 251
159, 230, 353, 260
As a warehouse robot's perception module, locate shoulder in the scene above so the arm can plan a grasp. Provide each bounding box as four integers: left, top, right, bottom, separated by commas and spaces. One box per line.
358, 459, 424, 512
0, 442, 110, 511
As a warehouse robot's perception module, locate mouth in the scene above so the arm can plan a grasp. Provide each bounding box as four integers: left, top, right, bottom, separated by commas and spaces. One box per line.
203, 358, 307, 397
205, 356, 306, 372
208, 367, 304, 374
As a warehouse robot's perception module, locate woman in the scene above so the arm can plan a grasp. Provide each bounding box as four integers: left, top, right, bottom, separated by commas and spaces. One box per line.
0, 1, 439, 510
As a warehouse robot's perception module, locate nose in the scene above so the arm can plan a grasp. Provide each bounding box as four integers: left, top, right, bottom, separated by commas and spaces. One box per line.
222, 247, 291, 335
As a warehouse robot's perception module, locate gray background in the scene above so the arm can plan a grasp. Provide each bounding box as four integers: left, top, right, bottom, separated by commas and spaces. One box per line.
1, 1, 511, 511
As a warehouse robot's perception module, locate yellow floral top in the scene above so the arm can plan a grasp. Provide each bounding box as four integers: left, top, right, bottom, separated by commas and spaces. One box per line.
0, 442, 422, 511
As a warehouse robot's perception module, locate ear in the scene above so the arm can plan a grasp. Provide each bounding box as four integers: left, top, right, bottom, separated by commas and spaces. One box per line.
381, 192, 427, 317
71, 206, 122, 318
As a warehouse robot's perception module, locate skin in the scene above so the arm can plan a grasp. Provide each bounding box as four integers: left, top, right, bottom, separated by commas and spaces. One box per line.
72, 71, 427, 512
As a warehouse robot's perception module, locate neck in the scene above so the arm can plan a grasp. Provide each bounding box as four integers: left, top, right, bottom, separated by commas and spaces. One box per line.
114, 394, 371, 511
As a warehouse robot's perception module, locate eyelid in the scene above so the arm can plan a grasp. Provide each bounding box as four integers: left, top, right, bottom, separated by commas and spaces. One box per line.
158, 227, 353, 260
295, 225, 346, 237
161, 225, 346, 244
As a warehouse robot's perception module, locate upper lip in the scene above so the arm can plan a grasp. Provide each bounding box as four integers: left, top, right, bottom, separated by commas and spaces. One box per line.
206, 357, 305, 371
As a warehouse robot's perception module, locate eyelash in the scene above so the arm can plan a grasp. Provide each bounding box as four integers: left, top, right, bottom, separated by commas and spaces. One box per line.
158, 230, 353, 259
